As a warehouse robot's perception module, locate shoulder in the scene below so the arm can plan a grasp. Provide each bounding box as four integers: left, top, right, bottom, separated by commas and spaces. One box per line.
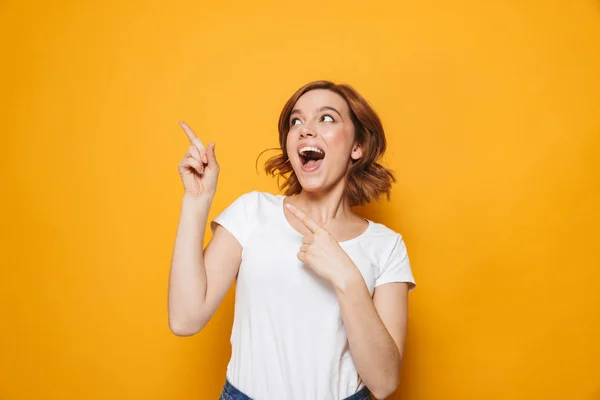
364, 220, 408, 258
232, 190, 282, 207
212, 191, 282, 244
226, 190, 283, 216
366, 220, 415, 289
366, 220, 404, 243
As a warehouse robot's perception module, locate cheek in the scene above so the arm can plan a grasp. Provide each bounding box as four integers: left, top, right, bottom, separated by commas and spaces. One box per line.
321, 126, 354, 153
285, 131, 295, 155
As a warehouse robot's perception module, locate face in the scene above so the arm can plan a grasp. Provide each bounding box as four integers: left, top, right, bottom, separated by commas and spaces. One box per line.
285, 89, 363, 193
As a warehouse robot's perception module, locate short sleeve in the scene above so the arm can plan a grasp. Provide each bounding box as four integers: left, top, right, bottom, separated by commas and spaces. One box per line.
210, 191, 259, 248
375, 234, 416, 292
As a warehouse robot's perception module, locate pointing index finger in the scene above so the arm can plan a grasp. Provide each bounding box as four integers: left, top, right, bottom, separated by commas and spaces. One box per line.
285, 203, 321, 234
179, 121, 205, 149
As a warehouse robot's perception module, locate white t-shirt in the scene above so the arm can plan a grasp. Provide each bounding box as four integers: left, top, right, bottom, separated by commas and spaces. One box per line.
211, 191, 416, 400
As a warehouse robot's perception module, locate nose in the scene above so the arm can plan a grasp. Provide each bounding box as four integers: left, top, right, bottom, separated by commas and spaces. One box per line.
299, 125, 316, 138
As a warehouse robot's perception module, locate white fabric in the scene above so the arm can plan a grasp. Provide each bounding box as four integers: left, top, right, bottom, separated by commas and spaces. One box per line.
211, 191, 415, 400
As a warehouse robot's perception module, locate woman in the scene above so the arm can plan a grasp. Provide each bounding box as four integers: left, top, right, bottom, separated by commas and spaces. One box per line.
168, 80, 416, 400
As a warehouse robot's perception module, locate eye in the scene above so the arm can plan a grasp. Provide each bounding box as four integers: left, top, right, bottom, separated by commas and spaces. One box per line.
321, 114, 334, 122
291, 118, 301, 126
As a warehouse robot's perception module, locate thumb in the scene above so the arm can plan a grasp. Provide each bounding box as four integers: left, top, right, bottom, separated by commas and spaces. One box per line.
207, 142, 219, 168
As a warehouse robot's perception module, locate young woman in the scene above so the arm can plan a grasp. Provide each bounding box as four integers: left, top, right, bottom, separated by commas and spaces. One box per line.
168, 81, 416, 400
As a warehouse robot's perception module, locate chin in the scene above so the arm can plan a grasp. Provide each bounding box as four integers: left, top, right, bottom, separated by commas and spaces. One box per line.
295, 173, 343, 195
291, 159, 342, 193
295, 176, 327, 192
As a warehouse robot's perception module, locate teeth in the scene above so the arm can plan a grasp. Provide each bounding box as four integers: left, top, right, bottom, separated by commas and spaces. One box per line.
299, 146, 323, 155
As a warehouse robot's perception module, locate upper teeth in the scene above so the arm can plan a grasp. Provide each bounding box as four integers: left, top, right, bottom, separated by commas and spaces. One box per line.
299, 146, 323, 155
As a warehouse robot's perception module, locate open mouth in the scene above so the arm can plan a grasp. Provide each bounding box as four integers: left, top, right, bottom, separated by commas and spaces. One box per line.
298, 146, 325, 171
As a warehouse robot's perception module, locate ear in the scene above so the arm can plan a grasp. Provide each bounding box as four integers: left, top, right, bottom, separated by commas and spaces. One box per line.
350, 142, 363, 161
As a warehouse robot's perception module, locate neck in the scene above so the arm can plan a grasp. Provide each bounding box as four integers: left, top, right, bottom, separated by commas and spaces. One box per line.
293, 182, 353, 225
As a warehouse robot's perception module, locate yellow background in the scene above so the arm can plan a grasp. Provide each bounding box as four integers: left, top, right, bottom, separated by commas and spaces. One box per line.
2, 0, 599, 399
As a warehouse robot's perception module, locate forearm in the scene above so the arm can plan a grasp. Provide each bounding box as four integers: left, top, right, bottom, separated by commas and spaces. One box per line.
168, 194, 213, 335
334, 270, 401, 399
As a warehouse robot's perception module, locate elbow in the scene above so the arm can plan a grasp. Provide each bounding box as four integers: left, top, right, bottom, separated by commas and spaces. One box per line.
370, 378, 399, 400
169, 324, 200, 337
369, 365, 401, 400
168, 315, 205, 337
369, 351, 403, 399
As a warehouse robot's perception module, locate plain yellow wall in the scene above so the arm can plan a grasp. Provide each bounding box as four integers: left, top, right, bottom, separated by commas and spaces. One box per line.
2, 0, 599, 399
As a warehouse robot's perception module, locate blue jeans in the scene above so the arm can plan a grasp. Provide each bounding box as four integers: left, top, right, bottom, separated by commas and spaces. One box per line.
219, 379, 372, 400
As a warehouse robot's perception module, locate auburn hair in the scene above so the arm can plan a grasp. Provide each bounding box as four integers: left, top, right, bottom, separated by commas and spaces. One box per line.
264, 80, 395, 206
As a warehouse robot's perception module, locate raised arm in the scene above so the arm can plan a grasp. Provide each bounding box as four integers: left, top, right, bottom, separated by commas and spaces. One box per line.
167, 121, 241, 336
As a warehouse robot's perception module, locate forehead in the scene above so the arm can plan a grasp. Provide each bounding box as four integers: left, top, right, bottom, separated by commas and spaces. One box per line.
293, 89, 350, 115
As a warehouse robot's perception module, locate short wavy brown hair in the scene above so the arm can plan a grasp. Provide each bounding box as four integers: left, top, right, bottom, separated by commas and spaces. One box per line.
264, 80, 395, 206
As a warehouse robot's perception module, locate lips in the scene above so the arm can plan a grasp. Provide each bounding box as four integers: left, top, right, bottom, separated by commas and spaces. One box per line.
297, 144, 326, 172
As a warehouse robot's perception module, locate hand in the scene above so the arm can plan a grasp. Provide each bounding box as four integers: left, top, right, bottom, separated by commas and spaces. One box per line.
178, 121, 219, 199
285, 203, 358, 286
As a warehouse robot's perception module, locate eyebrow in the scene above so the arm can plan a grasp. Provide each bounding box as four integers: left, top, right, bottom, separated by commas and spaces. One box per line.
290, 106, 343, 118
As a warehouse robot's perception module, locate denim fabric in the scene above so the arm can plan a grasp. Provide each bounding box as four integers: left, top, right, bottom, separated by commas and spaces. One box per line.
218, 379, 372, 400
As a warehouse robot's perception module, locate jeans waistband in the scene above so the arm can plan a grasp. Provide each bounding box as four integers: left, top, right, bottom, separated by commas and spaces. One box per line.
219, 379, 372, 400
